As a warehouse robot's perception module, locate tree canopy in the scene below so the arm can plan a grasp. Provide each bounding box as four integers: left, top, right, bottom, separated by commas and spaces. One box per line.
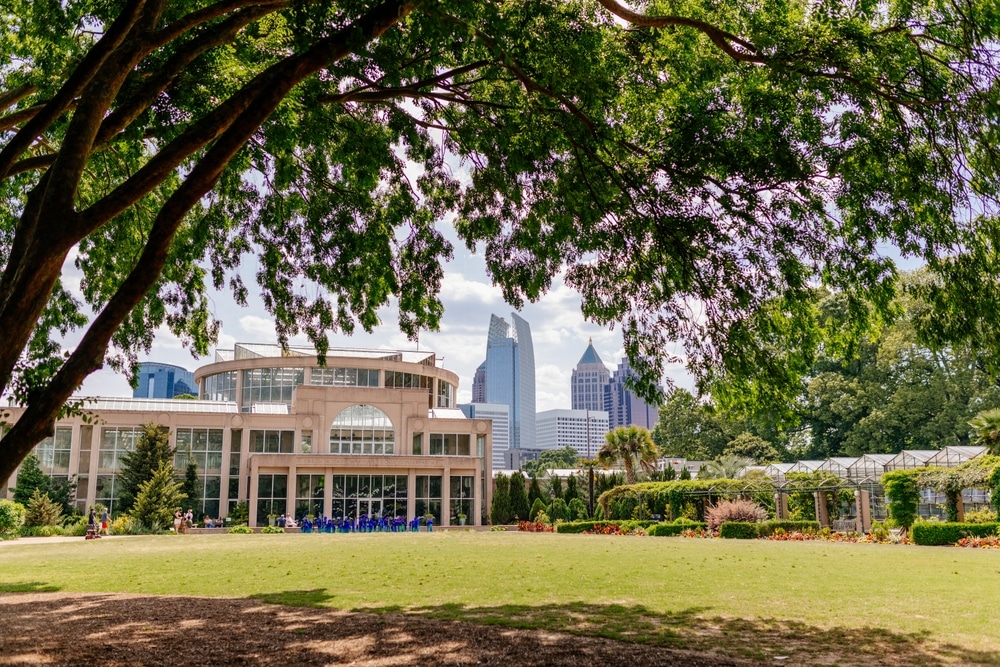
3, 0, 1000, 481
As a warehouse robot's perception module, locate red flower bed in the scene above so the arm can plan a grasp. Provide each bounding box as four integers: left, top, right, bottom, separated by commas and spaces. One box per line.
956, 535, 1000, 548
517, 520, 554, 532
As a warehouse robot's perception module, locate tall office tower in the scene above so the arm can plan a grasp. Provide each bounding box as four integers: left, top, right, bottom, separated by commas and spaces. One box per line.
605, 357, 661, 430
458, 402, 510, 470
477, 312, 536, 450
133, 362, 195, 399
536, 409, 610, 460
471, 361, 487, 403
571, 339, 611, 411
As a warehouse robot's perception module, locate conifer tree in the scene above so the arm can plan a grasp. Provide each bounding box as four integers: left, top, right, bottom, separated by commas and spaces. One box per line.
181, 462, 200, 519
490, 473, 511, 526
529, 497, 548, 522
12, 453, 48, 505
564, 475, 580, 504
117, 423, 173, 513
528, 477, 543, 507
130, 461, 186, 531
24, 488, 63, 527
509, 471, 530, 522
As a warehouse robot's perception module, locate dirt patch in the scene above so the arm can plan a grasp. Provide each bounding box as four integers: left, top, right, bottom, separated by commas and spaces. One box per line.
0, 593, 756, 666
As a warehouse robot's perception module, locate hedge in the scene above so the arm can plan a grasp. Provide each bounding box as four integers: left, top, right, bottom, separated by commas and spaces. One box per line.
596, 479, 776, 522
648, 521, 708, 536
910, 522, 1000, 546
719, 522, 760, 539
757, 520, 820, 536
554, 520, 656, 534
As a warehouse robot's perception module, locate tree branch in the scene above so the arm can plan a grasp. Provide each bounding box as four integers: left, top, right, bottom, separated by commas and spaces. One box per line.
0, 84, 37, 114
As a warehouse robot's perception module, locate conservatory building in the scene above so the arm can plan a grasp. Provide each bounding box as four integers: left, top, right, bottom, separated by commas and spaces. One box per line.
1, 344, 492, 527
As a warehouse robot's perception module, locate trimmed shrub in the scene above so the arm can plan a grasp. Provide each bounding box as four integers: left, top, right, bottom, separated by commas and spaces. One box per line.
569, 497, 589, 521
554, 520, 656, 534
261, 526, 284, 533
528, 497, 548, 522
648, 521, 709, 536
757, 520, 820, 536
911, 522, 1000, 546
705, 498, 768, 532
719, 522, 760, 539
964, 508, 998, 524
549, 498, 569, 523
18, 525, 68, 537
227, 525, 255, 534
882, 470, 921, 530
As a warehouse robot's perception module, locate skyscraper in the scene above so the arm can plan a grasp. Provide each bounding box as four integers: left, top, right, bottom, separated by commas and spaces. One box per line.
133, 362, 195, 399
571, 338, 611, 412
473, 312, 536, 450
458, 402, 510, 470
605, 357, 661, 430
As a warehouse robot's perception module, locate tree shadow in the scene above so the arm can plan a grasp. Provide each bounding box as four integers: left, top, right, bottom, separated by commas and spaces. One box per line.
0, 581, 61, 593
0, 592, 996, 666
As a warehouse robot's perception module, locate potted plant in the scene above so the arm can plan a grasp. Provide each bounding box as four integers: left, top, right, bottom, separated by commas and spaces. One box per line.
457, 513, 467, 526
267, 513, 277, 527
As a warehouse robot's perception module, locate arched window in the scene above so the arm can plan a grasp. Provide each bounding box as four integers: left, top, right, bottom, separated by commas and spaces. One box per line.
329, 405, 395, 455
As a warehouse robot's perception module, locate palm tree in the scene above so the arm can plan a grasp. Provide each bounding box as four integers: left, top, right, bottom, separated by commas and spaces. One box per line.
597, 426, 658, 485
969, 408, 1000, 455
699, 454, 754, 480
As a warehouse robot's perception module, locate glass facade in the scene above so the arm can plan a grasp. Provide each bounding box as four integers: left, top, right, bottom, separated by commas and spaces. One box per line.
201, 371, 237, 401
329, 405, 395, 454
329, 474, 407, 520
256, 473, 287, 526
228, 430, 242, 512
310, 367, 379, 387
249, 430, 294, 453
241, 367, 304, 409
483, 313, 535, 449
174, 428, 224, 518
414, 474, 442, 523
450, 475, 474, 522
429, 433, 471, 456
295, 473, 325, 519
436, 380, 455, 408
34, 426, 72, 475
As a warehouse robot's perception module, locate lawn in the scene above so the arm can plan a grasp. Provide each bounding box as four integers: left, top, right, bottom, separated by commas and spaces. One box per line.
1, 532, 998, 664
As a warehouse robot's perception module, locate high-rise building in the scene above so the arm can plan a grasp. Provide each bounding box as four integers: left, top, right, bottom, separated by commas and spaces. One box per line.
605, 358, 661, 430
473, 312, 536, 450
571, 339, 611, 412
535, 409, 609, 460
133, 362, 195, 399
458, 402, 509, 470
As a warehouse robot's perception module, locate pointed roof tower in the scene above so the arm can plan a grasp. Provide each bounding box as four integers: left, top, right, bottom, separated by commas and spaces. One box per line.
577, 338, 604, 366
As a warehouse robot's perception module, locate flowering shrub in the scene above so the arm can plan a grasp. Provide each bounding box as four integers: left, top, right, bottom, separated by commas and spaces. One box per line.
581, 523, 645, 536
517, 520, 554, 533
956, 535, 1000, 548
680, 527, 710, 538
705, 499, 768, 532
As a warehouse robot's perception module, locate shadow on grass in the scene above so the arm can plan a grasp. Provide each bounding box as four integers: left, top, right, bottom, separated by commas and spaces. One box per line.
0, 581, 61, 593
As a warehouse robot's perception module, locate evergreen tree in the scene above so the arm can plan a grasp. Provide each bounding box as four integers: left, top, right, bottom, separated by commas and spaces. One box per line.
663, 466, 677, 481
24, 488, 63, 527
680, 467, 692, 480
549, 498, 569, 523
13, 453, 48, 505
181, 462, 200, 519
130, 461, 186, 531
569, 497, 589, 521
509, 471, 530, 522
528, 477, 544, 507
117, 423, 173, 513
529, 497, 548, 522
564, 475, 580, 504
490, 473, 512, 525
548, 476, 564, 500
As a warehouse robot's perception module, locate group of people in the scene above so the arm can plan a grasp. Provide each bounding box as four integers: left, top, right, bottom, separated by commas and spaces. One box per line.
288, 514, 428, 533
86, 507, 110, 537
172, 508, 195, 533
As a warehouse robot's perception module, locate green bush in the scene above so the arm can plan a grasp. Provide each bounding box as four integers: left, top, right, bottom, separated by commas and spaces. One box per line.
0, 499, 26, 538
227, 525, 255, 534
648, 521, 708, 536
549, 498, 569, 522
882, 470, 922, 529
110, 515, 151, 535
964, 508, 998, 524
568, 497, 589, 521
719, 522, 760, 539
756, 520, 820, 536
910, 522, 1000, 546
554, 520, 656, 534
18, 525, 68, 537
261, 526, 284, 534
528, 497, 547, 522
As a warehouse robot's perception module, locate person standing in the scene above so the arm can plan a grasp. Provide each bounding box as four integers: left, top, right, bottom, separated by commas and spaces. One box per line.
174, 509, 183, 534
100, 508, 109, 536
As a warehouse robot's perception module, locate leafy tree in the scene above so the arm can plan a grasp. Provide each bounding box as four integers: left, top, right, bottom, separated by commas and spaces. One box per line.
598, 426, 658, 485
549, 498, 569, 523
180, 462, 200, 518
490, 473, 512, 526
24, 488, 63, 527
723, 433, 780, 465
130, 460, 186, 531
522, 446, 580, 478
652, 390, 737, 460
528, 497, 547, 522
116, 423, 173, 513
569, 497, 589, 521
563, 474, 580, 504
4, 0, 1000, 483
699, 455, 754, 480
547, 476, 564, 501
12, 453, 48, 505
508, 471, 530, 522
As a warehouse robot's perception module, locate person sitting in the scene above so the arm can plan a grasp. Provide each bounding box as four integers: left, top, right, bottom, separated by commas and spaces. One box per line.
204, 517, 215, 528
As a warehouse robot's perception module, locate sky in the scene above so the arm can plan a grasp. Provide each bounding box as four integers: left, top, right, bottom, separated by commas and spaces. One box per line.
74, 221, 696, 411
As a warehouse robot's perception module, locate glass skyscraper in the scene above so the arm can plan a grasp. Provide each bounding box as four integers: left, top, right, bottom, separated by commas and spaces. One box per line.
472, 312, 536, 450
133, 362, 195, 399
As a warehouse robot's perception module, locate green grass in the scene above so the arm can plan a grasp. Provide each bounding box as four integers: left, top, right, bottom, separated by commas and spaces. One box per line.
1, 532, 998, 663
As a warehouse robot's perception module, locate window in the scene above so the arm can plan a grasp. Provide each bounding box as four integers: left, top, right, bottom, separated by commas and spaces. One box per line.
412, 433, 423, 455
174, 428, 224, 517
241, 367, 304, 409
310, 367, 379, 387
329, 474, 407, 520
228, 430, 242, 510
329, 405, 395, 454
414, 475, 442, 523
429, 433, 470, 456
301, 432, 313, 454
201, 371, 237, 401
436, 380, 455, 408
255, 474, 287, 526
249, 430, 294, 453
99, 426, 142, 471
384, 372, 431, 389
34, 426, 72, 474
295, 474, 325, 519
450, 475, 474, 523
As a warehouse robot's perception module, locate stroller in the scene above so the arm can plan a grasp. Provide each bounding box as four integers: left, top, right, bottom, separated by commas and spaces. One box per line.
85, 522, 101, 539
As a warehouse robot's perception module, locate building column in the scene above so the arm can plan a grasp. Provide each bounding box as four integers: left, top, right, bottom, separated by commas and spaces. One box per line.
324, 469, 333, 521
248, 457, 259, 527
473, 457, 481, 527
407, 469, 416, 522
286, 462, 297, 520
